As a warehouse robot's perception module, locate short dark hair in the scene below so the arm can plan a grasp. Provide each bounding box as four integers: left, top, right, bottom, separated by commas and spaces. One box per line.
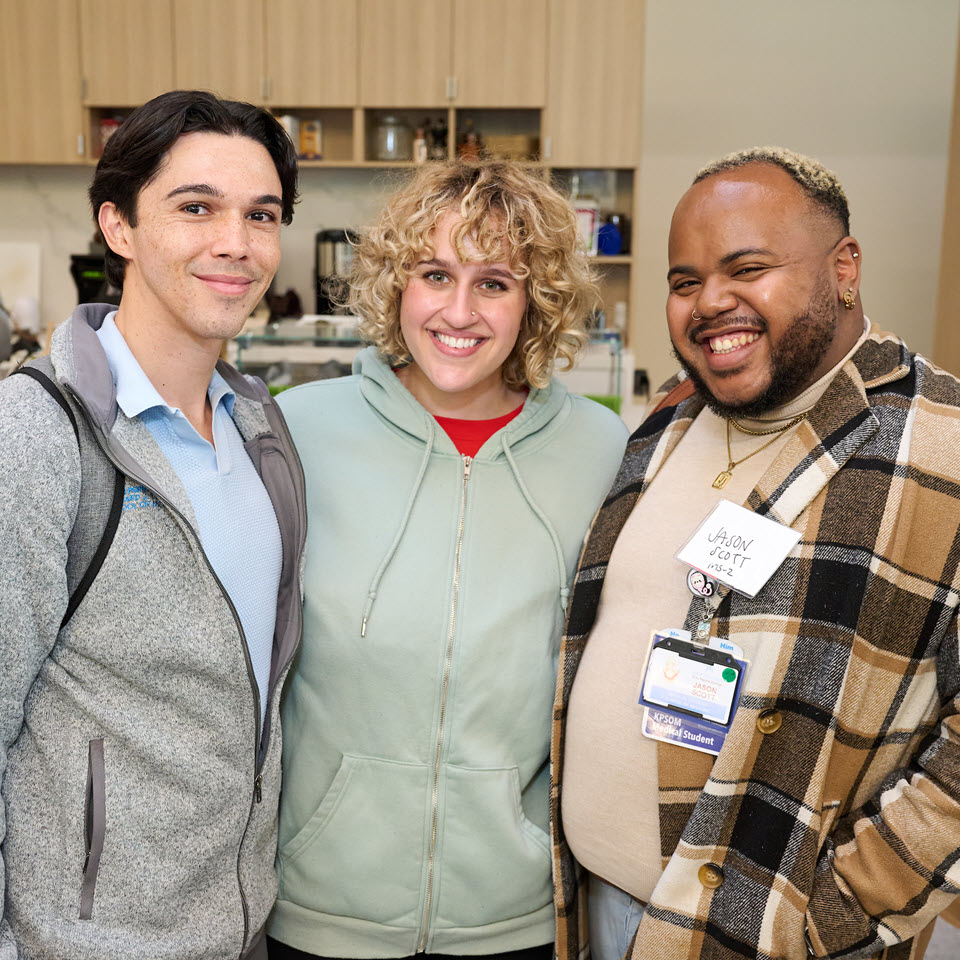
89, 89, 299, 288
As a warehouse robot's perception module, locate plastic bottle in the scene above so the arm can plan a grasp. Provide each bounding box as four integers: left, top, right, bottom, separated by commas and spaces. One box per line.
413, 128, 427, 164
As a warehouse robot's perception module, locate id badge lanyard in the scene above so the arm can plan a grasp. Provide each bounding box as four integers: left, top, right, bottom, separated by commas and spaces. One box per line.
693, 586, 727, 642
682, 566, 730, 642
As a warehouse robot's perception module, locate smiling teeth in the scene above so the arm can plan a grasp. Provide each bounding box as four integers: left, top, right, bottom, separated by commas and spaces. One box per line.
435, 331, 482, 349
709, 332, 760, 354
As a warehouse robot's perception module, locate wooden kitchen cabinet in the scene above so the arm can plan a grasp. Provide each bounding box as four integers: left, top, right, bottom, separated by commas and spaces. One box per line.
79, 0, 174, 107
359, 0, 546, 108
545, 0, 644, 166
81, 0, 265, 108
359, 0, 451, 107
0, 0, 85, 162
452, 0, 546, 107
174, 0, 265, 103
266, 0, 359, 106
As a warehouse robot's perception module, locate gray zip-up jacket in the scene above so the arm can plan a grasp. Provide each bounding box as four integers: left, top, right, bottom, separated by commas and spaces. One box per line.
0, 304, 306, 960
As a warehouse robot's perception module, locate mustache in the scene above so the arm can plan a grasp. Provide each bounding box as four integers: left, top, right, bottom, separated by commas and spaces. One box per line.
688, 316, 767, 345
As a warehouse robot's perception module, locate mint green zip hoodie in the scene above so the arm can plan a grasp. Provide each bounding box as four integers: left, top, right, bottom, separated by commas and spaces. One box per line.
270, 347, 627, 957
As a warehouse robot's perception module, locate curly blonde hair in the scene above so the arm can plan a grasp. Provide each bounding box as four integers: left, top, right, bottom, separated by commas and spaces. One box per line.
349, 160, 599, 390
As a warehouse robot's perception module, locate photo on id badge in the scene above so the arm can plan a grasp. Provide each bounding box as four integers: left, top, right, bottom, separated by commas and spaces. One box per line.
641, 636, 741, 726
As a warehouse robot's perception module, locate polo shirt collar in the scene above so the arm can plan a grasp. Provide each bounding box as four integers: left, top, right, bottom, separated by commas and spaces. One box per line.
97, 310, 235, 420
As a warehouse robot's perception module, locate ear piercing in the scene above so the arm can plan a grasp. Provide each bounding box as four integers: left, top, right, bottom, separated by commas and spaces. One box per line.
843, 288, 856, 310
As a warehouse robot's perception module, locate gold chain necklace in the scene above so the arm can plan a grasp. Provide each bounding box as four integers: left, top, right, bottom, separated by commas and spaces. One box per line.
712, 414, 806, 489
729, 411, 807, 436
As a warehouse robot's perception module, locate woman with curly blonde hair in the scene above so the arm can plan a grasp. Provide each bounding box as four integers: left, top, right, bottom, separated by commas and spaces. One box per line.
269, 160, 627, 960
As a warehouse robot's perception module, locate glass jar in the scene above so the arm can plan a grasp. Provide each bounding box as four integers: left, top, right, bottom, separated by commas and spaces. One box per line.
376, 116, 412, 162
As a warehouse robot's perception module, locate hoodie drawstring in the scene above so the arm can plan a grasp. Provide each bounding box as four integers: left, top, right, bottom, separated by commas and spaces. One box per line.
361, 419, 436, 637
500, 434, 570, 611
361, 414, 571, 635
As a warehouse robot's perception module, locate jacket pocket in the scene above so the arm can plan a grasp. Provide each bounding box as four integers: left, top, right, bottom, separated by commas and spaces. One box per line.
277, 754, 429, 926
435, 765, 552, 927
79, 738, 105, 921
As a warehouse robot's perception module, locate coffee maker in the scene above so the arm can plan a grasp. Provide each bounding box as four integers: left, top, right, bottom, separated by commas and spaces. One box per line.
315, 229, 358, 315
70, 254, 121, 306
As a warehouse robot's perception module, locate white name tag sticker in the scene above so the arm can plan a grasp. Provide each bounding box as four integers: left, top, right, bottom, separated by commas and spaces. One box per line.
675, 499, 801, 598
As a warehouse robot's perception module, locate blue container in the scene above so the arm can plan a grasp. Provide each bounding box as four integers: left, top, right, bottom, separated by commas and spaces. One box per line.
597, 221, 622, 256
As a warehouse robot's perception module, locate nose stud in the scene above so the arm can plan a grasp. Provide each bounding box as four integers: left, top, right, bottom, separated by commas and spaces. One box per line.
471, 311, 476, 316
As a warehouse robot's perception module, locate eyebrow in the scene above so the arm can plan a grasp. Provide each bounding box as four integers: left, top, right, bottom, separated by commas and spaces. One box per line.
718, 246, 776, 266
165, 183, 222, 200
165, 183, 283, 208
667, 264, 695, 281
254, 194, 283, 208
667, 246, 777, 280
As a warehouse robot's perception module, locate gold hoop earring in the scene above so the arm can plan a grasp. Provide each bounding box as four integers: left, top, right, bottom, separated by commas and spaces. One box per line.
843, 289, 856, 310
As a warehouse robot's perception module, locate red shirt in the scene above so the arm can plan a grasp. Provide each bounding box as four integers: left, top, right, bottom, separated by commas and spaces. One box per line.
434, 404, 525, 457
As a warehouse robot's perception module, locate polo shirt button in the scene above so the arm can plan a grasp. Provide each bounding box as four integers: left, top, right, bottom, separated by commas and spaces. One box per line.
757, 709, 783, 734
698, 862, 724, 889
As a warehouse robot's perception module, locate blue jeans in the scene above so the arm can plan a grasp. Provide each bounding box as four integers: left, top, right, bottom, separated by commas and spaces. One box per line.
587, 873, 646, 960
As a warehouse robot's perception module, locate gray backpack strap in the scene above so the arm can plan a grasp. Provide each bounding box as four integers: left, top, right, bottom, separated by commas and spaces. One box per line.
12, 358, 125, 630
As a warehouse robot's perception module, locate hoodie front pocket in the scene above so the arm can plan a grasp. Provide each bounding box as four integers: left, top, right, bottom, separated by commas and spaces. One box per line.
435, 765, 552, 928
79, 738, 105, 921
277, 754, 429, 927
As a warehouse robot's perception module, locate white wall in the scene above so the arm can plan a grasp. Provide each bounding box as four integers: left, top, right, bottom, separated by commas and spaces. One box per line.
0, 166, 94, 334
635, 0, 960, 392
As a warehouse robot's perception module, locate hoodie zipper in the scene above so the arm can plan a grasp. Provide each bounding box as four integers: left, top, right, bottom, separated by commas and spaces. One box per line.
417, 454, 472, 953
65, 385, 296, 955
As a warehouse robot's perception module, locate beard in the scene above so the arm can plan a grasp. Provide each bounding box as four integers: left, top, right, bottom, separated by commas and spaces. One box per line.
672, 274, 839, 418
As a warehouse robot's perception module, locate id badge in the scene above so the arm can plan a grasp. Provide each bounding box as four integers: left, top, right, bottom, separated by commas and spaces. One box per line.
638, 630, 747, 756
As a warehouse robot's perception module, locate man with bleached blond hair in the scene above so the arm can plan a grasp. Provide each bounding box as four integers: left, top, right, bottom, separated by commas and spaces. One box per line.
551, 147, 960, 960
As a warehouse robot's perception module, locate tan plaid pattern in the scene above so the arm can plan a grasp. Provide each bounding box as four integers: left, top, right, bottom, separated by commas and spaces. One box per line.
551, 328, 960, 960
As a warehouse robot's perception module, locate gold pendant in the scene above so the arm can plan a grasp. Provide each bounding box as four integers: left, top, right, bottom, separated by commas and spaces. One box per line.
712, 470, 732, 489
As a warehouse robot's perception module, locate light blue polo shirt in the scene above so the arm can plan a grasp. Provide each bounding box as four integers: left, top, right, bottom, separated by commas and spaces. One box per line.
97, 312, 281, 733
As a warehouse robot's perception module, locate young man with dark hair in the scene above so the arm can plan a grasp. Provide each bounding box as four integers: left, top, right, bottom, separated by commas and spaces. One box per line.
0, 90, 305, 960
88, 88, 299, 289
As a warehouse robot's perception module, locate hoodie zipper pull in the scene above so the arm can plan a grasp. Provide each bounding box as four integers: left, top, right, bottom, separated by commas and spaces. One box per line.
254, 774, 262, 804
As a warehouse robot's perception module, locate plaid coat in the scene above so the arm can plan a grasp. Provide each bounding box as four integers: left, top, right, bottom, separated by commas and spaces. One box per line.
550, 328, 960, 960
